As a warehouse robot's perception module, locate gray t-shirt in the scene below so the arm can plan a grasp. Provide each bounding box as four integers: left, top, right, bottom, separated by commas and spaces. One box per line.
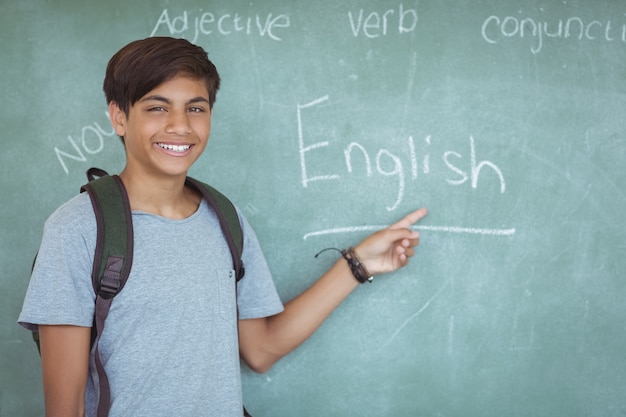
19, 192, 284, 417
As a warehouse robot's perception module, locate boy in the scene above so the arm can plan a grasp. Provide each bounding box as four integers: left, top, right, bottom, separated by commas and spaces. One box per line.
19, 37, 427, 417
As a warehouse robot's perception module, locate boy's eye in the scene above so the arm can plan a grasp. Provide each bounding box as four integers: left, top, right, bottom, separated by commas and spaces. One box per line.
148, 106, 166, 112
188, 107, 204, 113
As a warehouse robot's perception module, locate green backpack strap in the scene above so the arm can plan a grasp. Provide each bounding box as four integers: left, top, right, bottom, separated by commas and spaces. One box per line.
185, 176, 245, 280
81, 171, 134, 298
80, 169, 133, 417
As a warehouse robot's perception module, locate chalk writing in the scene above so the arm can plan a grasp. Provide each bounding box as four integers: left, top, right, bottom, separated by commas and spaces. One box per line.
55, 112, 116, 174
348, 3, 418, 38
482, 13, 626, 54
444, 137, 506, 194
297, 96, 506, 212
150, 9, 291, 42
297, 95, 340, 186
303, 224, 516, 240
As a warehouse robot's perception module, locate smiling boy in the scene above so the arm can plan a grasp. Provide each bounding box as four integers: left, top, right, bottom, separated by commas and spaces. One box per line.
19, 37, 427, 417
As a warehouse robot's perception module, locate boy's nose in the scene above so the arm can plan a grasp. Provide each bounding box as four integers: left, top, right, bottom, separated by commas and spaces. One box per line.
165, 110, 192, 135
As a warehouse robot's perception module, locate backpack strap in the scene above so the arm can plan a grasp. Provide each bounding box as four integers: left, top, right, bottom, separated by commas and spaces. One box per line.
80, 172, 133, 417
81, 174, 134, 298
186, 176, 245, 281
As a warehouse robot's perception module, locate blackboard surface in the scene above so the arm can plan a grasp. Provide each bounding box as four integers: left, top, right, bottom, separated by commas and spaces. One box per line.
2, 1, 625, 416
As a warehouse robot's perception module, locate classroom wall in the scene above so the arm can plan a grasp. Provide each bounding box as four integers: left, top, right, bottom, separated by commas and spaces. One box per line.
1, 1, 625, 416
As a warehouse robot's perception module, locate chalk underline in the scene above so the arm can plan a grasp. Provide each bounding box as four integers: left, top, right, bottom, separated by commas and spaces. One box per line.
303, 225, 516, 240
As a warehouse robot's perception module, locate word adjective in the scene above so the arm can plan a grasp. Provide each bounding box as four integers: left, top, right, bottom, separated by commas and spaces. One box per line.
150, 9, 290, 42
297, 96, 506, 212
348, 3, 417, 38
482, 13, 626, 54
55, 112, 116, 174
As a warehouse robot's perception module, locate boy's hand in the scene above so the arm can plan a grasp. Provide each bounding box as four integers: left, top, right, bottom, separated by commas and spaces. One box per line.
354, 208, 428, 275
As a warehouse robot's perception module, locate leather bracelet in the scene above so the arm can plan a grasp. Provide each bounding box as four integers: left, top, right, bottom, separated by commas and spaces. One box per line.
341, 247, 373, 283
315, 247, 373, 284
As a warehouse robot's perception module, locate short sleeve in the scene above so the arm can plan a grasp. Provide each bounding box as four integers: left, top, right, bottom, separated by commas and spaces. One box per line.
18, 193, 97, 331
235, 212, 284, 320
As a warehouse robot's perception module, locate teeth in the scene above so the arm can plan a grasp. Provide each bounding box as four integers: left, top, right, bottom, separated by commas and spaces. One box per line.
157, 143, 191, 152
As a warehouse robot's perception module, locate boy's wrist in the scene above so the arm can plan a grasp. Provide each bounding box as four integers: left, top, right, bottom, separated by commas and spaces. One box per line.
340, 247, 373, 284
315, 247, 374, 284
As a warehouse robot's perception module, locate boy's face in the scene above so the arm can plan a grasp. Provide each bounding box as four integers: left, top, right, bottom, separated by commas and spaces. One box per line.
109, 75, 212, 179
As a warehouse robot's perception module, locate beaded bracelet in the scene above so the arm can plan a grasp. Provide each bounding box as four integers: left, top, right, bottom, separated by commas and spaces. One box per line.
315, 247, 373, 284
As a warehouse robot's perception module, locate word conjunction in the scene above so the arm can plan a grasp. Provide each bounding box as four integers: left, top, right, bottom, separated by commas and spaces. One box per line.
482, 13, 626, 53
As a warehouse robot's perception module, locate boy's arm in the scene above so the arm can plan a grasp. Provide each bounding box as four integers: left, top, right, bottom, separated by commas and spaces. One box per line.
238, 208, 427, 373
39, 325, 91, 417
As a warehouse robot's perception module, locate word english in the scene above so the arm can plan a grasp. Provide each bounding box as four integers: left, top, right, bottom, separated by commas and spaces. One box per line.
297, 96, 506, 211
150, 9, 291, 42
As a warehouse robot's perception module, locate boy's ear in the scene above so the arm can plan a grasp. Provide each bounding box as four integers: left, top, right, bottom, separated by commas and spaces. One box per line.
108, 102, 127, 137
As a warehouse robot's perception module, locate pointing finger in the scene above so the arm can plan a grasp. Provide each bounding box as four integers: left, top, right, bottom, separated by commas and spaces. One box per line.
390, 208, 428, 230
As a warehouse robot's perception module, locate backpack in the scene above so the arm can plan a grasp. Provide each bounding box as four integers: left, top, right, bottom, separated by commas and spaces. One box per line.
32, 168, 251, 417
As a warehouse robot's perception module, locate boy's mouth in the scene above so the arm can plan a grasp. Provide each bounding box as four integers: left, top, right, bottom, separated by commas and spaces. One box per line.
156, 143, 192, 153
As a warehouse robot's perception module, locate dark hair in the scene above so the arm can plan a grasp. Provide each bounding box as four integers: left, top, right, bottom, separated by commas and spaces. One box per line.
103, 37, 220, 115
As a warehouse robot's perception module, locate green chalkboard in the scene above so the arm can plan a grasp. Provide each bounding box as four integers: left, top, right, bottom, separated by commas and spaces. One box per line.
2, 1, 625, 416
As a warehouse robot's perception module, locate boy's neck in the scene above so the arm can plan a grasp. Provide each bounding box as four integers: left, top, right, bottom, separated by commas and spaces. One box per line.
119, 169, 201, 219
